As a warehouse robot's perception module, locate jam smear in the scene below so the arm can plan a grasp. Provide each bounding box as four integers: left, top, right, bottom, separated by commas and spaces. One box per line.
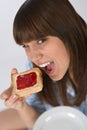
16, 72, 37, 90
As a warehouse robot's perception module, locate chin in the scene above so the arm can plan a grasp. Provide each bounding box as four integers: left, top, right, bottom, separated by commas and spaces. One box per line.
50, 74, 64, 81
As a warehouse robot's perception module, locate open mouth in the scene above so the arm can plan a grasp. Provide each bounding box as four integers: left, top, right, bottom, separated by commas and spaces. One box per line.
39, 62, 54, 75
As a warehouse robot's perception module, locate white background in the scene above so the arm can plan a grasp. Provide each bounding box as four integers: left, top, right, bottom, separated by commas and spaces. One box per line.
0, 0, 87, 110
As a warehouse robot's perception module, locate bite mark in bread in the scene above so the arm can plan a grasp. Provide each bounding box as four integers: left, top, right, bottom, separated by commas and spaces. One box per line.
11, 68, 43, 97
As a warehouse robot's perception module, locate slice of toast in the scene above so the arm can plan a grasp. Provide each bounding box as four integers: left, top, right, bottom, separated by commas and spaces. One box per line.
11, 68, 43, 97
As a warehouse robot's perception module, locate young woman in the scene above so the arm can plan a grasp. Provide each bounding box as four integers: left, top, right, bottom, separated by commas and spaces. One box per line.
0, 0, 87, 129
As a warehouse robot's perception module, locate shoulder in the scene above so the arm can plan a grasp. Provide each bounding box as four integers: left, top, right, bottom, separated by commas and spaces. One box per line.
26, 60, 33, 70
26, 94, 46, 113
26, 94, 53, 112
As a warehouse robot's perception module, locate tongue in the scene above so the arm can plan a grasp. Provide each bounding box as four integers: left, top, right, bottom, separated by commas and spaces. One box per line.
46, 65, 52, 71
45, 63, 54, 73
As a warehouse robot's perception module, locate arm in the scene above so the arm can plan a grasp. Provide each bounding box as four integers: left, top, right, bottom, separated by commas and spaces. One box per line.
0, 68, 41, 129
18, 102, 41, 128
0, 108, 28, 130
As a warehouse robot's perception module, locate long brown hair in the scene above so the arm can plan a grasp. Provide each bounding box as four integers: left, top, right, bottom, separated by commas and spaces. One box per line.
13, 0, 87, 106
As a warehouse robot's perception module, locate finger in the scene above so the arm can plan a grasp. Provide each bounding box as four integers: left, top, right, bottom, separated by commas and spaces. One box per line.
4, 94, 19, 107
0, 87, 12, 100
5, 95, 25, 109
13, 98, 25, 109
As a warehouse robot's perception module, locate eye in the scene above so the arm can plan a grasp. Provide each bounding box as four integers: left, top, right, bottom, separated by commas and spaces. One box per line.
37, 38, 46, 45
22, 44, 29, 48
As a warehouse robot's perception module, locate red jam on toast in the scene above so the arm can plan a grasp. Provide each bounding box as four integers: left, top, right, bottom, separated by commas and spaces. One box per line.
16, 72, 37, 90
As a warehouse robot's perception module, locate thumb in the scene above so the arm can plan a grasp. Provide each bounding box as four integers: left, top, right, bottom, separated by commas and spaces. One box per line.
0, 68, 19, 100
11, 68, 18, 82
11, 68, 18, 75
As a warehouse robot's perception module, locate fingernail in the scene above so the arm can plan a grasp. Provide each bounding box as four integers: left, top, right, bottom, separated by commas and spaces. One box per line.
0, 94, 8, 99
12, 95, 17, 99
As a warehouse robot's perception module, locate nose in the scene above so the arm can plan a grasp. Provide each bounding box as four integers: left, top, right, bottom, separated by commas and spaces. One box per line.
27, 49, 42, 62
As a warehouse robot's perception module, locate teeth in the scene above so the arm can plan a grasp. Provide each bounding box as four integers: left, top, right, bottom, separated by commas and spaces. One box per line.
39, 62, 50, 68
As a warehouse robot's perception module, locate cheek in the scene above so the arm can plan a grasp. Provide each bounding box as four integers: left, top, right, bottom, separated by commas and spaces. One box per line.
56, 55, 70, 80
54, 49, 70, 80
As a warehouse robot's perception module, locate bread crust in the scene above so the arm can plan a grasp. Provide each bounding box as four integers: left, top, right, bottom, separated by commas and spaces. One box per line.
11, 68, 43, 97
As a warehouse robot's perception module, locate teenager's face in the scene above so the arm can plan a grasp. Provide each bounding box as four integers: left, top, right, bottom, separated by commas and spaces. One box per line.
23, 36, 70, 81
